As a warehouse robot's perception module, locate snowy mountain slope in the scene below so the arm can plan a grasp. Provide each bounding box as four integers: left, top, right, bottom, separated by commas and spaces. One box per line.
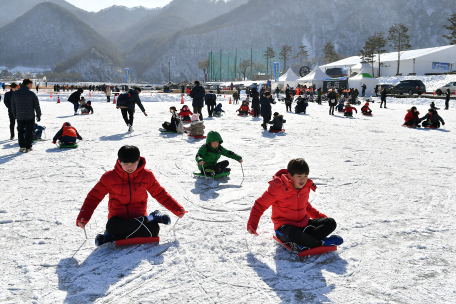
135, 0, 456, 82
0, 94, 455, 303
0, 2, 120, 69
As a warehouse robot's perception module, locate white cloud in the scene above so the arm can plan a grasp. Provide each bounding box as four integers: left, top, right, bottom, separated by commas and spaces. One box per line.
66, 0, 173, 12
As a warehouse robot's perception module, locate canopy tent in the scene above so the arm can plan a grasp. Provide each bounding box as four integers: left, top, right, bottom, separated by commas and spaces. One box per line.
279, 68, 300, 87
295, 66, 330, 89
348, 68, 379, 97
350, 61, 378, 77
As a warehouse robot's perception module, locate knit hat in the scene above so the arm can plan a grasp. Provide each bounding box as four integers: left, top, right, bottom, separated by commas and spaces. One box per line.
273, 112, 279, 116
118, 145, 140, 163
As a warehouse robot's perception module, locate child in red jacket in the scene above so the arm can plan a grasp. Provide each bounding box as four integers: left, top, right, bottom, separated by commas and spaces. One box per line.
179, 105, 193, 122
237, 101, 250, 115
361, 102, 372, 115
403, 106, 420, 127
247, 158, 342, 251
343, 103, 358, 117
76, 145, 187, 246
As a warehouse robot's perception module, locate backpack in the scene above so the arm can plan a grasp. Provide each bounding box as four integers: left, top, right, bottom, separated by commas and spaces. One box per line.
117, 92, 134, 107
175, 118, 184, 134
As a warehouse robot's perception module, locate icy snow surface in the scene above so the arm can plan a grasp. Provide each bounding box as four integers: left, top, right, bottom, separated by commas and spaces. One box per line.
0, 92, 455, 303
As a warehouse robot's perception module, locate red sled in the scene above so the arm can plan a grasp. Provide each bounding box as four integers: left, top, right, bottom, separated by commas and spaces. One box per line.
188, 135, 207, 139
402, 124, 416, 128
269, 129, 285, 133
115, 236, 160, 246
424, 126, 437, 129
273, 236, 337, 257
362, 113, 373, 116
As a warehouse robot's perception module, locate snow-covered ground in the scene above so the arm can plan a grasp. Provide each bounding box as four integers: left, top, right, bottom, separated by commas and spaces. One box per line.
0, 92, 455, 303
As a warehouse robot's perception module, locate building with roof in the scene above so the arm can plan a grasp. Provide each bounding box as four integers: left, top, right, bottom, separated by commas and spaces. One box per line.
320, 45, 456, 77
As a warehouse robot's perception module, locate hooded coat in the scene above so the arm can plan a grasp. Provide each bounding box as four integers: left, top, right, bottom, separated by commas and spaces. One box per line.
195, 131, 242, 170
53, 122, 83, 142
404, 109, 420, 122
247, 169, 325, 231
268, 115, 286, 129
76, 157, 185, 225
260, 95, 274, 117
190, 85, 206, 107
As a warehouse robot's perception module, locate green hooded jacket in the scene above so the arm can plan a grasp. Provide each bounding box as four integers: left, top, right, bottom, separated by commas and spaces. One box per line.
195, 131, 242, 170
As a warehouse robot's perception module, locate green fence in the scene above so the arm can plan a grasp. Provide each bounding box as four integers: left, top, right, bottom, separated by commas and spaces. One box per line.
208, 48, 284, 82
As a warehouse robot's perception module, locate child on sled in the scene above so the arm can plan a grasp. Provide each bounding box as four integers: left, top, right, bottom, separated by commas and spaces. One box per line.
195, 131, 243, 177
343, 103, 358, 117
336, 100, 345, 112
179, 105, 193, 122
76, 145, 187, 246
403, 106, 420, 127
185, 114, 205, 136
52, 122, 83, 145
268, 112, 286, 131
361, 102, 372, 115
33, 123, 45, 140
247, 158, 343, 252
213, 103, 225, 116
161, 106, 183, 133
81, 100, 94, 114
237, 101, 250, 115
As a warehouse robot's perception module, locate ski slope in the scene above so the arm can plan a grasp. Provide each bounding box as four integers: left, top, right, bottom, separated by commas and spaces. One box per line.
0, 92, 455, 303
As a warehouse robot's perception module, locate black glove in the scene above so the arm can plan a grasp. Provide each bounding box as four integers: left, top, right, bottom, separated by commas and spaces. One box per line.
37, 116, 41, 122
442, 122, 445, 125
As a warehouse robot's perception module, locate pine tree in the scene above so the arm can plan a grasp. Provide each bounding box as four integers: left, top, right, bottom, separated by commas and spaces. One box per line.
443, 12, 456, 45
360, 32, 387, 76
264, 47, 276, 75
323, 42, 340, 64
279, 45, 293, 71
387, 23, 412, 75
293, 46, 308, 66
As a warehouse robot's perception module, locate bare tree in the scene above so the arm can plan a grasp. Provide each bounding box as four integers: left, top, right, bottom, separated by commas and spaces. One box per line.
198, 57, 209, 82
239, 60, 252, 80
279, 44, 293, 70
293, 46, 308, 66
387, 23, 412, 75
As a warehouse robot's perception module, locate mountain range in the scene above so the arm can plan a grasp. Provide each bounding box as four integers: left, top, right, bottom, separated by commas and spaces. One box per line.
0, 0, 454, 83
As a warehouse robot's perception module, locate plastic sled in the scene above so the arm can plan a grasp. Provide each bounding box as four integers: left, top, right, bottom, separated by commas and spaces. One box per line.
188, 135, 207, 139
238, 114, 249, 116
273, 236, 337, 257
81, 112, 90, 115
193, 171, 230, 179
362, 113, 373, 116
59, 143, 78, 149
402, 124, 417, 128
159, 128, 177, 134
269, 129, 285, 133
344, 115, 354, 118
424, 126, 437, 129
183, 121, 191, 124
116, 236, 160, 246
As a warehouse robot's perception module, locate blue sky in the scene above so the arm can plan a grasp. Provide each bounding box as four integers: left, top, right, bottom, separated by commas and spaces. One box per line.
66, 0, 173, 12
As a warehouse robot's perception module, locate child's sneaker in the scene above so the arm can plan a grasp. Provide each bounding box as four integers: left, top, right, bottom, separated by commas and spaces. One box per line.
95, 231, 114, 246
150, 210, 171, 225
322, 235, 344, 246
25, 148, 33, 153
19, 148, 26, 153
290, 242, 307, 253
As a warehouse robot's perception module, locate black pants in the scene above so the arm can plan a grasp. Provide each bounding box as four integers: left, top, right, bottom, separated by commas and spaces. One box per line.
207, 104, 214, 117
445, 99, 449, 109
202, 160, 229, 175
286, 102, 291, 112
380, 99, 386, 107
121, 108, 134, 126
107, 96, 111, 103
262, 116, 271, 130
17, 119, 35, 149
8, 112, 15, 138
193, 107, 203, 120
70, 101, 79, 113
253, 106, 260, 117
422, 121, 440, 128
276, 218, 337, 249
404, 119, 419, 127
106, 216, 159, 241
329, 106, 335, 115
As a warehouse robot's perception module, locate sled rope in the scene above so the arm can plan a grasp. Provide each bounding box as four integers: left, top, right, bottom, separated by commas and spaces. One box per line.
126, 217, 152, 239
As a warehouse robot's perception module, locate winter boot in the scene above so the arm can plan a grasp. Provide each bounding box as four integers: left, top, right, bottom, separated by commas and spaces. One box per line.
95, 231, 114, 246
322, 235, 344, 246
149, 210, 171, 225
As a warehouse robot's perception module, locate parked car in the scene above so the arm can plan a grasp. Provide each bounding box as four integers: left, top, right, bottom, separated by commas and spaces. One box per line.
435, 82, 456, 95
375, 84, 393, 95
141, 84, 155, 90
392, 80, 426, 95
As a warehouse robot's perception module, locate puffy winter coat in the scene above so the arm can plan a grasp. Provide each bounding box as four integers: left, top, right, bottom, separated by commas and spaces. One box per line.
106, 88, 112, 97
204, 93, 217, 106
179, 108, 193, 118
327, 91, 337, 106
4, 90, 13, 114
76, 157, 185, 225
419, 112, 445, 125
195, 131, 242, 170
404, 109, 420, 122
190, 85, 206, 107
123, 89, 146, 113
260, 95, 274, 117
11, 86, 41, 120
214, 103, 225, 113
268, 115, 286, 129
247, 169, 325, 231
68, 89, 82, 103
343, 106, 357, 114
53, 122, 83, 142
237, 105, 250, 112
251, 88, 260, 107
361, 104, 371, 113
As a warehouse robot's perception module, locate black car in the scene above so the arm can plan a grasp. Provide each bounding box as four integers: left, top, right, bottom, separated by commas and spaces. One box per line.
375, 84, 393, 95
392, 80, 426, 96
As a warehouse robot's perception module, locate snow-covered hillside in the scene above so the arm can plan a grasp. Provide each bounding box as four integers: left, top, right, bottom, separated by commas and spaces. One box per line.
0, 93, 455, 303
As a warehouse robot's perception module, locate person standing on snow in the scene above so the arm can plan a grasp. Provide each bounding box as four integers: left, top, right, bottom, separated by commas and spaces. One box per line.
4, 82, 18, 140
106, 86, 112, 103
68, 88, 83, 115
328, 88, 337, 115
116, 87, 148, 133
380, 88, 387, 108
250, 87, 260, 117
361, 84, 366, 97
190, 80, 205, 121
445, 88, 450, 110
11, 79, 41, 153
204, 90, 217, 117
260, 91, 275, 130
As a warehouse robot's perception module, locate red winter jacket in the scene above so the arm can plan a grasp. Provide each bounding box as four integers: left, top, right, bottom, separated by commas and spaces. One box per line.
404, 109, 420, 122
179, 108, 193, 118
76, 157, 185, 225
343, 106, 357, 114
247, 169, 326, 232
238, 105, 249, 112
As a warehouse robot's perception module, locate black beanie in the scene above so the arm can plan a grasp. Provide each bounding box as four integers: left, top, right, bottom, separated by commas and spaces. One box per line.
118, 145, 140, 163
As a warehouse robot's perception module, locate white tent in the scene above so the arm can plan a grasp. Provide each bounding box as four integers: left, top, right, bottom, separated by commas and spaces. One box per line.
348, 68, 379, 97
278, 68, 300, 88
295, 66, 330, 89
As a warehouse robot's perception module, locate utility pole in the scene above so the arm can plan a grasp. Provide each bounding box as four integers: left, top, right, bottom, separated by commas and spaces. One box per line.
250, 48, 253, 80
235, 49, 237, 81
220, 49, 222, 82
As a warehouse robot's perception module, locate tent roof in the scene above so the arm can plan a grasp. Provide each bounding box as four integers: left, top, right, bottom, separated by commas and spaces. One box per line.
320, 45, 456, 69
351, 61, 375, 71
351, 68, 374, 78
297, 66, 329, 81
279, 68, 299, 82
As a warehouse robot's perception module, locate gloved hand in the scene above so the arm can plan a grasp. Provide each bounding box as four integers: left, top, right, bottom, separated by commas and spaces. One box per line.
37, 116, 41, 122
442, 122, 445, 125
52, 141, 56, 144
